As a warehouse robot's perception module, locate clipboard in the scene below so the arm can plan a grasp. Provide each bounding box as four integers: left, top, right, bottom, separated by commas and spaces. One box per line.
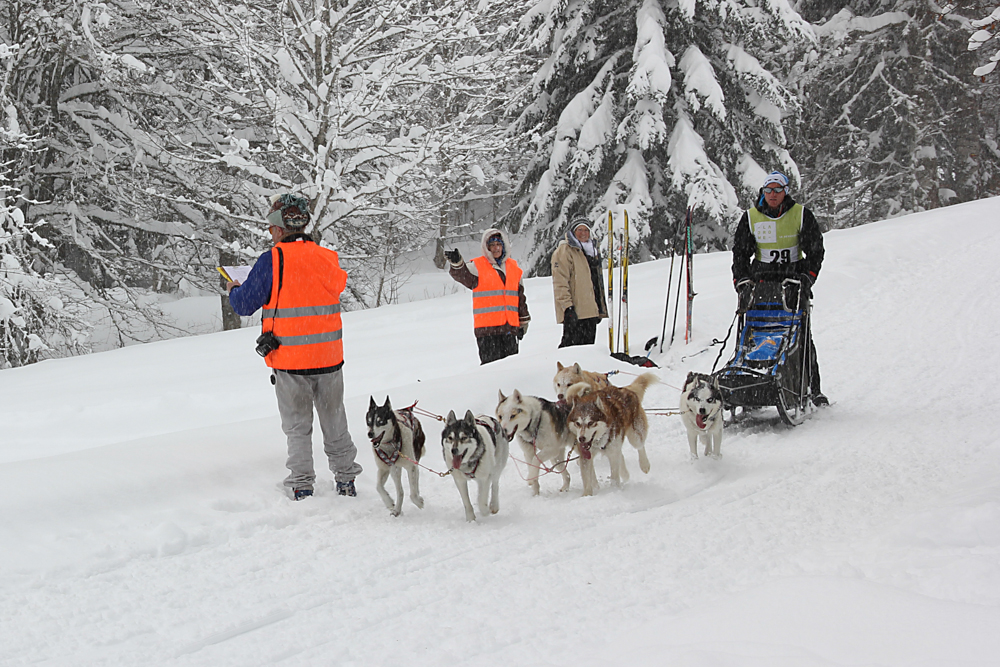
217, 266, 253, 283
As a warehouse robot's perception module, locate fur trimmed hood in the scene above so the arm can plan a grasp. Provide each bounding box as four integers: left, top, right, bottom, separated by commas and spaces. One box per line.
480, 227, 511, 267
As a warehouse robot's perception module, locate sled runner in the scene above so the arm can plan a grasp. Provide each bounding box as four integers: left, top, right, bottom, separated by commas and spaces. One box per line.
713, 278, 814, 426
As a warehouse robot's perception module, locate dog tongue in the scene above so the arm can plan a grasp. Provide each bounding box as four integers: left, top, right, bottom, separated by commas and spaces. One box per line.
581, 449, 592, 460
452, 455, 463, 470
696, 414, 707, 429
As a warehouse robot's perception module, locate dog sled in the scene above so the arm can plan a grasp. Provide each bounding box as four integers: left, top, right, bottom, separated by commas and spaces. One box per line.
713, 278, 814, 426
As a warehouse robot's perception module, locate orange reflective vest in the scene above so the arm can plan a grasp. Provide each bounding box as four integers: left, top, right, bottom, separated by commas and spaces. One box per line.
471, 256, 521, 329
261, 240, 347, 371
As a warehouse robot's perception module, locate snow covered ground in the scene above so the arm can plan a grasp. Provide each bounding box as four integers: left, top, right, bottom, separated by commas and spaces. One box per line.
2, 198, 1000, 666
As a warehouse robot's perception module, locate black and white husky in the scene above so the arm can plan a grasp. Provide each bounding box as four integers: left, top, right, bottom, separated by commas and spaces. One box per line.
495, 389, 573, 494
679, 372, 724, 460
366, 396, 426, 516
441, 410, 509, 522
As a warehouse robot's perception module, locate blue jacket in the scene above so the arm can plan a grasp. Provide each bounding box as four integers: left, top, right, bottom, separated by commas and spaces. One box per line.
228, 250, 273, 316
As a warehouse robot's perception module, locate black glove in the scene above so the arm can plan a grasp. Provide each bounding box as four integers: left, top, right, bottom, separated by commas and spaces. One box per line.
564, 306, 577, 323
444, 248, 462, 264
517, 318, 529, 340
736, 280, 753, 315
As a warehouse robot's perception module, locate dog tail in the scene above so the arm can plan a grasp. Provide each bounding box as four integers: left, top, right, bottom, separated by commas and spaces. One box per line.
624, 372, 658, 402
564, 381, 592, 402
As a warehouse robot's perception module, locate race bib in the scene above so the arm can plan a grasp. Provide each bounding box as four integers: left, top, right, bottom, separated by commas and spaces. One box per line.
753, 220, 777, 244
759, 245, 800, 264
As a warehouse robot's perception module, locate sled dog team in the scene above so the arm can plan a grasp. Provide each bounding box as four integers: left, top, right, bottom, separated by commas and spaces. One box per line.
366, 362, 726, 521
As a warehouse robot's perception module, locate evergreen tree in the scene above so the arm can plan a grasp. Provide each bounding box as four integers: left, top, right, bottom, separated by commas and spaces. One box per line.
505, 0, 811, 274
968, 4, 999, 78
787, 0, 1000, 228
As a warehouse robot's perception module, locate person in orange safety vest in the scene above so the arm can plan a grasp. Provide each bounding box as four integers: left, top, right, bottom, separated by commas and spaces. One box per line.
445, 228, 530, 364
226, 193, 362, 500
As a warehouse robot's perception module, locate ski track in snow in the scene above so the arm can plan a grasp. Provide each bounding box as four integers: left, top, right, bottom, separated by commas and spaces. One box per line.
2, 199, 1000, 666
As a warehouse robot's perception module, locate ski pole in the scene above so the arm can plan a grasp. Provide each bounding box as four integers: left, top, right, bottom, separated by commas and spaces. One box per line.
685, 207, 695, 343
658, 249, 675, 354
659, 211, 684, 353
670, 210, 688, 346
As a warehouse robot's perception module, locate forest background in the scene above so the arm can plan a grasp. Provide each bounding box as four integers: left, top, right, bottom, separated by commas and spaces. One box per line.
1, 0, 998, 368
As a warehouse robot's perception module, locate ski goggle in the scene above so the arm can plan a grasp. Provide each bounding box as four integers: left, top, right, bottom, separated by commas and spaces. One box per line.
762, 186, 787, 194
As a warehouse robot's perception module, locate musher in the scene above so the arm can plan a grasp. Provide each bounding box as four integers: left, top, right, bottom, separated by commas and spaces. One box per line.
731, 171, 829, 406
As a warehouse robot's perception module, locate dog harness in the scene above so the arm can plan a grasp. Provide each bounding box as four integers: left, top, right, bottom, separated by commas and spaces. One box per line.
455, 417, 501, 479
517, 413, 543, 447
372, 408, 420, 466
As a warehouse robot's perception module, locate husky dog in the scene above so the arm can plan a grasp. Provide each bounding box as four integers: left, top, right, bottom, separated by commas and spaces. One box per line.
366, 396, 426, 516
565, 373, 657, 496
553, 362, 610, 402
679, 372, 724, 460
496, 389, 573, 494
441, 411, 509, 522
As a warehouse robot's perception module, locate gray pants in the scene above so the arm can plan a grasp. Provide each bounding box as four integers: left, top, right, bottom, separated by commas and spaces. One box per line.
274, 369, 362, 491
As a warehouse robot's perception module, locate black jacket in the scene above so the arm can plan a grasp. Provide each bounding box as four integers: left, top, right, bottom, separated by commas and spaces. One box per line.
731, 194, 824, 286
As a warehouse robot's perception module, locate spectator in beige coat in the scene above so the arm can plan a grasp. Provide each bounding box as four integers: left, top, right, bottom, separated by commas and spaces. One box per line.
551, 218, 607, 347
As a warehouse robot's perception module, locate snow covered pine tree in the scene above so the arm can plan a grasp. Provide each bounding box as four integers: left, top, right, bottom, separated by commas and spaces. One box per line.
505, 0, 810, 274
969, 5, 1000, 78
787, 0, 1000, 226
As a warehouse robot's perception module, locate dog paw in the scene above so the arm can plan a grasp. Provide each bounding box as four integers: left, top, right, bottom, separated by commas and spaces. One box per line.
412, 496, 424, 509
390, 507, 402, 517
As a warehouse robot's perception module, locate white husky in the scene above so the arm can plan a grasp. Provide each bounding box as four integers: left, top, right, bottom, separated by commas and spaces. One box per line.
679, 372, 724, 460
441, 411, 509, 522
496, 389, 574, 494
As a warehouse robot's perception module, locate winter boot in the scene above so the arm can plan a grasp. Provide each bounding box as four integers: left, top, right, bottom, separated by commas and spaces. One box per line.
336, 480, 357, 497
293, 488, 313, 501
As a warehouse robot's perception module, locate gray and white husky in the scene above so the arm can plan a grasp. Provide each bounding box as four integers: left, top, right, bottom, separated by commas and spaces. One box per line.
441, 410, 509, 522
496, 389, 573, 494
366, 396, 425, 516
679, 372, 724, 460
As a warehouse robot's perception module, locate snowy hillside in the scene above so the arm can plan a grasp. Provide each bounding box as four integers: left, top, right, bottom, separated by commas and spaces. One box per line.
2, 198, 1000, 666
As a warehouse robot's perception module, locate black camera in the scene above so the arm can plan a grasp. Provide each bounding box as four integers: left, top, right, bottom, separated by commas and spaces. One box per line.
255, 331, 280, 357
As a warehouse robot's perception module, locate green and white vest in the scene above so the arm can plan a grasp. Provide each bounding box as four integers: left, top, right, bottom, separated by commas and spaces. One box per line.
748, 203, 804, 264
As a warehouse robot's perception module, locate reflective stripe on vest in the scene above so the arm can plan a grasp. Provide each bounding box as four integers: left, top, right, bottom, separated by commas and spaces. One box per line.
471, 256, 521, 329
748, 204, 803, 264
261, 241, 347, 370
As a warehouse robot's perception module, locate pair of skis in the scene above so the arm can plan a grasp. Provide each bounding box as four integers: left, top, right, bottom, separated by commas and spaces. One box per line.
658, 207, 695, 353
607, 209, 630, 355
